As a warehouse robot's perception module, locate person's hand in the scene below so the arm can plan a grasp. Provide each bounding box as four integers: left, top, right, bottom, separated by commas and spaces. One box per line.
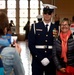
59, 68, 66, 73
15, 43, 21, 54
41, 58, 50, 66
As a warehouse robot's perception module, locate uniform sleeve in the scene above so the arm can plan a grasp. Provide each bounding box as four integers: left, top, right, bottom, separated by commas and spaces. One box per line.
13, 49, 25, 75
28, 24, 44, 61
52, 38, 62, 70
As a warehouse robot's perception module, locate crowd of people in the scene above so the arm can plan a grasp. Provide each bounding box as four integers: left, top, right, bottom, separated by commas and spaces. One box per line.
0, 3, 74, 75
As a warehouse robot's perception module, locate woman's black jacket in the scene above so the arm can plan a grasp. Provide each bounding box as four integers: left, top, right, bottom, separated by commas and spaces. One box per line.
52, 34, 74, 70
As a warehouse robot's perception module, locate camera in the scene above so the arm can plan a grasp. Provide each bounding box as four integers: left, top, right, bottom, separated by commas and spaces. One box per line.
11, 35, 18, 47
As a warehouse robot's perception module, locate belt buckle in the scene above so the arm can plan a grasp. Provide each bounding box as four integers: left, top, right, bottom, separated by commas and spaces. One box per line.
44, 45, 47, 49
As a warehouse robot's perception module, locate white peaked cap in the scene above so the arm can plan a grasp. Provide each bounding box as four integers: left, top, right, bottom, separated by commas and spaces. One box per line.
36, 15, 43, 19
43, 4, 57, 9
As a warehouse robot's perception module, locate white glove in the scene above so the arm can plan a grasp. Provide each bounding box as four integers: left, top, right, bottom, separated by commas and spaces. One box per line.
41, 58, 50, 66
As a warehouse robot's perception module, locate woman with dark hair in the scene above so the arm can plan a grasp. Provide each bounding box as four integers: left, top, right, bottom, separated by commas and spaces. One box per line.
53, 18, 74, 75
0, 11, 10, 46
0, 11, 25, 75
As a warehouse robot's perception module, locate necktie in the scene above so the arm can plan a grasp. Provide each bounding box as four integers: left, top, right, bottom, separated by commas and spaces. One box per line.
46, 24, 48, 32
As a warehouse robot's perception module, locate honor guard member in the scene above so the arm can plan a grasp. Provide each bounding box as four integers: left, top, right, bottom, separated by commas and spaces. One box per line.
36, 15, 43, 23
28, 4, 58, 75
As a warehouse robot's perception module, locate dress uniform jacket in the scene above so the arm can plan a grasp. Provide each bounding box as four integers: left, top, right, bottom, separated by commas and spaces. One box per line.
28, 21, 58, 62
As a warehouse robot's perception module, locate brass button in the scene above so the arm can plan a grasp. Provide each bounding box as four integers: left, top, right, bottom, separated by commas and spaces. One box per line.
35, 55, 37, 57
45, 40, 47, 42
45, 51, 47, 53
44, 46, 47, 48
46, 35, 48, 37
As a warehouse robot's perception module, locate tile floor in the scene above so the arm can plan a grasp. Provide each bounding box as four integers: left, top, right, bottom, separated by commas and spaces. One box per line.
18, 41, 32, 75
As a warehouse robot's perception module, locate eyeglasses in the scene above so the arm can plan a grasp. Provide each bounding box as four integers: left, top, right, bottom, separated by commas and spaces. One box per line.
60, 24, 69, 27
43, 8, 53, 15
43, 11, 52, 15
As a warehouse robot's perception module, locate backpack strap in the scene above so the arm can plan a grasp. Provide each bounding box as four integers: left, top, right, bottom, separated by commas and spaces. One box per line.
0, 46, 6, 67
0, 46, 6, 54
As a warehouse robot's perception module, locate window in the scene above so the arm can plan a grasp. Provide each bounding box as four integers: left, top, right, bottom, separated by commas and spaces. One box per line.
30, 0, 38, 8
0, 0, 5, 9
7, 0, 16, 26
40, 1, 43, 15
7, 0, 43, 34
19, 0, 28, 34
19, 1, 28, 8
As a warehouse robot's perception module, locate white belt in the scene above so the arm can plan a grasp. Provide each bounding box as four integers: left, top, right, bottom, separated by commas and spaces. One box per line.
35, 45, 53, 49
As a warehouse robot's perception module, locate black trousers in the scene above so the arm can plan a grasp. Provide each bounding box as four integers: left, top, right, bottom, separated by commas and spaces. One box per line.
32, 58, 56, 75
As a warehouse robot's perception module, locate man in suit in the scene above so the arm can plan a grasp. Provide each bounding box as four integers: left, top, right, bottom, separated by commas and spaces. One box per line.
28, 4, 58, 75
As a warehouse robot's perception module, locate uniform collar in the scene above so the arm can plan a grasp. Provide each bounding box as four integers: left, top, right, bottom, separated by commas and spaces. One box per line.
43, 21, 51, 26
